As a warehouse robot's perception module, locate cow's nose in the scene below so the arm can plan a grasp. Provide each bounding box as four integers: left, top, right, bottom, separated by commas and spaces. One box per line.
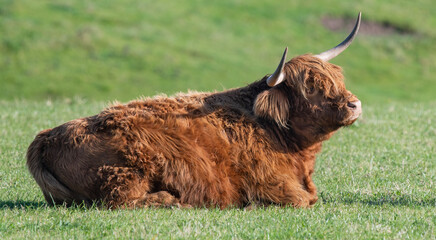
348, 100, 362, 116
347, 102, 356, 109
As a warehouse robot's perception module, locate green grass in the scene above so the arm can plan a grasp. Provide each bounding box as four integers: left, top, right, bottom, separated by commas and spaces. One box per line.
1, 0, 436, 104
0, 100, 434, 239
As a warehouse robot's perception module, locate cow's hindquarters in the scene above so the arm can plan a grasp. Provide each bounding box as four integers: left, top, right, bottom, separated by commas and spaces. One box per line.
26, 119, 123, 206
26, 129, 79, 205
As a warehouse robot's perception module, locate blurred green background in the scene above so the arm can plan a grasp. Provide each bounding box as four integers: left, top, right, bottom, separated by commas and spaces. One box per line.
1, 0, 435, 104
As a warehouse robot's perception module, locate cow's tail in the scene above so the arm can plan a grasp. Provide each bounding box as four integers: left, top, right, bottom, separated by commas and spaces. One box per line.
26, 129, 75, 205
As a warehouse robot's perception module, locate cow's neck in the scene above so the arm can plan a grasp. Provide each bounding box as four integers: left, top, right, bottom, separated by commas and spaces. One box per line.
203, 79, 328, 152
236, 79, 329, 151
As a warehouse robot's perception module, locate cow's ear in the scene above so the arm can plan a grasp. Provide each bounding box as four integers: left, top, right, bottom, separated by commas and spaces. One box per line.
253, 88, 290, 128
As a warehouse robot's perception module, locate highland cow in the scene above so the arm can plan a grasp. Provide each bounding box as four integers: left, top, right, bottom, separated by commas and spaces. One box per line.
27, 13, 362, 209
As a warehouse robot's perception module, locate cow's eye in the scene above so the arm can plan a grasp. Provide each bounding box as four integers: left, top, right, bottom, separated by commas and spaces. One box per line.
307, 86, 316, 95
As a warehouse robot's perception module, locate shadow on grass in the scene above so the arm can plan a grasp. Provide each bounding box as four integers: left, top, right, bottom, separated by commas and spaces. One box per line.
0, 200, 47, 209
320, 192, 436, 207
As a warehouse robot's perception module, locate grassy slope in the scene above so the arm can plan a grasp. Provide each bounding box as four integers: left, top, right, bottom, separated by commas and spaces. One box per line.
1, 0, 436, 104
0, 100, 434, 239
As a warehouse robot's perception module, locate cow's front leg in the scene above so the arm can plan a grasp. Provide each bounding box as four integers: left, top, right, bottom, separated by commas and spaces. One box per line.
265, 181, 315, 208
132, 191, 192, 208
285, 187, 313, 208
303, 175, 318, 205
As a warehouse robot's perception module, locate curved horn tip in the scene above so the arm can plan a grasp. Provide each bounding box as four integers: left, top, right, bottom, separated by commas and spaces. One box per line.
315, 12, 362, 62
266, 47, 288, 87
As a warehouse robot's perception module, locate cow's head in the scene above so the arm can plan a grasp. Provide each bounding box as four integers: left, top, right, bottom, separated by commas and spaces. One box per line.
254, 13, 362, 142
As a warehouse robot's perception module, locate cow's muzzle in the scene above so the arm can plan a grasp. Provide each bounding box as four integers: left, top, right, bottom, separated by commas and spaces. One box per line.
346, 100, 362, 122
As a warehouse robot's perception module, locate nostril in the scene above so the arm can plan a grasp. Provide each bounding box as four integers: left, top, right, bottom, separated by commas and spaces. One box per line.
347, 102, 356, 109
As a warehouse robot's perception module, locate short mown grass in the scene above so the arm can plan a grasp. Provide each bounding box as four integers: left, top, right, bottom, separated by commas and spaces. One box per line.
0, 100, 434, 239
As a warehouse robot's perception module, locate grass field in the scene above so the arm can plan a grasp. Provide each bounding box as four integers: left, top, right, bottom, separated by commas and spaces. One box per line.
1, 0, 436, 239
0, 100, 434, 239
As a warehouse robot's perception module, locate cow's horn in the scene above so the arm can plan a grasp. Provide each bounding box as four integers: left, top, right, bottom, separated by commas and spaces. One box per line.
267, 47, 288, 87
315, 12, 361, 61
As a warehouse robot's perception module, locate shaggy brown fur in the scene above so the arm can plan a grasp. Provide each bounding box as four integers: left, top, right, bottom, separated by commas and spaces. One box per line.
27, 54, 360, 209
